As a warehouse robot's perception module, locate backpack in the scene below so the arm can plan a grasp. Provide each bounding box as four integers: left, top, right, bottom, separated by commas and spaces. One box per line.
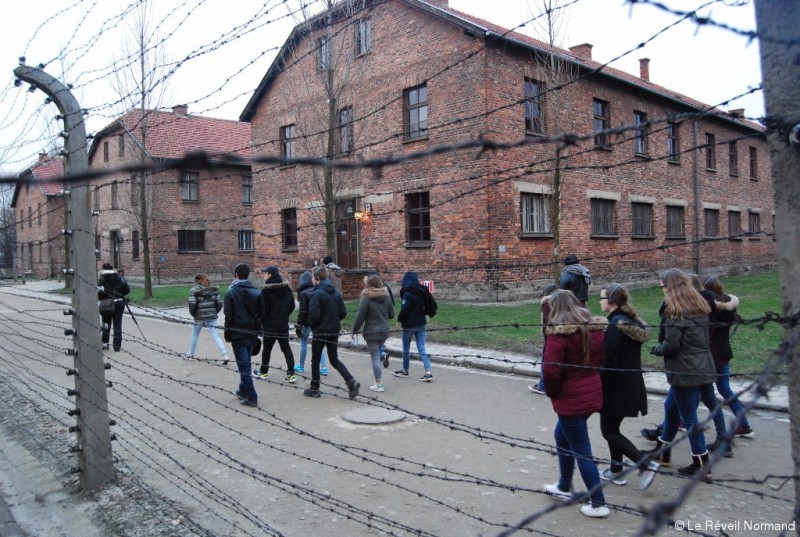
421, 286, 438, 318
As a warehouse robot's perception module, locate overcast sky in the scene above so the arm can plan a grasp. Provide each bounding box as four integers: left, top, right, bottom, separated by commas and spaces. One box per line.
0, 0, 763, 175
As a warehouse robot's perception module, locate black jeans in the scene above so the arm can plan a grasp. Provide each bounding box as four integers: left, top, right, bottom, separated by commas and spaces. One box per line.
599, 413, 645, 472
310, 334, 352, 389
260, 335, 295, 373
101, 304, 124, 350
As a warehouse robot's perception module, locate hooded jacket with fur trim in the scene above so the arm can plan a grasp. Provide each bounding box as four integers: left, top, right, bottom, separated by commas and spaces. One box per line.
708, 294, 739, 365
543, 316, 607, 416
352, 286, 395, 342
601, 311, 650, 417
260, 276, 295, 336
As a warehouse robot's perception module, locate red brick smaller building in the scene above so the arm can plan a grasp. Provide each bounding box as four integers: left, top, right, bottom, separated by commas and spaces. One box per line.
12, 153, 67, 279
88, 105, 253, 282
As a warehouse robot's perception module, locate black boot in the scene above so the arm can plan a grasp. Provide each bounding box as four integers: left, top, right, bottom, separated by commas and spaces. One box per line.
645, 438, 671, 467
347, 378, 360, 400
677, 452, 712, 482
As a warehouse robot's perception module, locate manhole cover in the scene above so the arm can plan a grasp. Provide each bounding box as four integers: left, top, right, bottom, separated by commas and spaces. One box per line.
342, 407, 407, 425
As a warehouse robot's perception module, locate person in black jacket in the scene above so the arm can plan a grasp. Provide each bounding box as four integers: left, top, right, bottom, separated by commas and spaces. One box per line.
255, 266, 296, 382
559, 255, 591, 306
703, 275, 753, 439
97, 263, 130, 351
304, 265, 360, 399
224, 263, 262, 407
598, 284, 659, 490
293, 270, 328, 374
394, 271, 433, 382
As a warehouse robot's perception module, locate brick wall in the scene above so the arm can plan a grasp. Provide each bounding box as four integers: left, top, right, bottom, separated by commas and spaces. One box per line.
247, 0, 775, 301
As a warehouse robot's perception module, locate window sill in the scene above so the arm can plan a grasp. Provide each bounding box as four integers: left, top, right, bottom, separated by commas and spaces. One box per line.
242, 202, 253, 207
594, 145, 613, 152
750, 177, 759, 181
181, 200, 200, 204
404, 241, 433, 249
748, 237, 761, 241
177, 250, 206, 254
519, 232, 553, 239
525, 131, 545, 137
282, 246, 299, 253
590, 234, 619, 240
706, 168, 717, 173
403, 135, 429, 144
634, 153, 651, 160
665, 235, 686, 240
668, 159, 681, 165
729, 173, 740, 178
278, 164, 296, 170
631, 235, 655, 240
728, 236, 743, 242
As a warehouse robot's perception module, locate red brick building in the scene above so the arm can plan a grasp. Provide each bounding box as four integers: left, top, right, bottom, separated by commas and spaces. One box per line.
88, 105, 253, 282
241, 0, 773, 300
12, 154, 67, 279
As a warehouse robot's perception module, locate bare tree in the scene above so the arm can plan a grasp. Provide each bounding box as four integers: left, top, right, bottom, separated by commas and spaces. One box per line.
524, 0, 579, 280
0, 184, 15, 269
110, 0, 172, 298
288, 0, 369, 260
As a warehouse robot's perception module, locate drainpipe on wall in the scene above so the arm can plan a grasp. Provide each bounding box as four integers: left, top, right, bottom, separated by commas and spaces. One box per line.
692, 120, 701, 275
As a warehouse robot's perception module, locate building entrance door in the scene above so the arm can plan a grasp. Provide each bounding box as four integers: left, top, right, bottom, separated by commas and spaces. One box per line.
335, 199, 359, 269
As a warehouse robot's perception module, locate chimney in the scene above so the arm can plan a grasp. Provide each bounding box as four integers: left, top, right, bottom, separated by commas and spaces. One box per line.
172, 104, 188, 116
729, 108, 745, 119
569, 43, 593, 61
639, 58, 650, 81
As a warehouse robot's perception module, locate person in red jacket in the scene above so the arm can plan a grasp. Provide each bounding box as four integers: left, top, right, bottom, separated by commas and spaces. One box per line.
541, 290, 610, 518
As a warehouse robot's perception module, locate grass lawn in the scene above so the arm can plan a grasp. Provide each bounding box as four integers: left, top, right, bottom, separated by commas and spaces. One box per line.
65, 271, 783, 376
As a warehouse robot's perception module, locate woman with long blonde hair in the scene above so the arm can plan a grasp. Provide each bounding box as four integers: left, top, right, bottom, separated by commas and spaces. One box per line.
650, 269, 716, 480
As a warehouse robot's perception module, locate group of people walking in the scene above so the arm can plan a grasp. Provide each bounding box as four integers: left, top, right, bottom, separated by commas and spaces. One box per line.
99, 255, 752, 520
180, 260, 435, 408
538, 258, 751, 518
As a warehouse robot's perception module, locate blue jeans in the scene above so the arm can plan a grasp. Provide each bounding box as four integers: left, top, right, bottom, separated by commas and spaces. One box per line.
699, 383, 726, 438
187, 318, 227, 357
661, 386, 706, 455
554, 414, 605, 507
402, 325, 431, 371
367, 339, 386, 383
233, 343, 257, 402
715, 362, 750, 428
299, 326, 327, 368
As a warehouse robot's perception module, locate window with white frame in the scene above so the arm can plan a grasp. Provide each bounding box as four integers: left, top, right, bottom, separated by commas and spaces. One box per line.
181, 172, 199, 202
520, 192, 550, 234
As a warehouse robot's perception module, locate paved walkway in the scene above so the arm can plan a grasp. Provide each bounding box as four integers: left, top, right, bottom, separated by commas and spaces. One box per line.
0, 279, 787, 413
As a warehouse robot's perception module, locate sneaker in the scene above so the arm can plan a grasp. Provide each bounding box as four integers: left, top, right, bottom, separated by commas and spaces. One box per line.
641, 424, 663, 442
369, 384, 385, 393
580, 504, 610, 518
393, 369, 409, 378
285, 374, 297, 384
294, 364, 305, 373
303, 388, 321, 398
528, 384, 545, 395
234, 390, 244, 398
320, 367, 329, 376
707, 438, 733, 458
348, 379, 361, 400
543, 483, 572, 502
221, 355, 229, 365
638, 460, 660, 491
679, 421, 686, 431
102, 343, 109, 350
180, 353, 193, 360
239, 398, 258, 407
419, 372, 434, 382
734, 425, 754, 438
253, 369, 268, 379
599, 468, 627, 486
381, 352, 390, 368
